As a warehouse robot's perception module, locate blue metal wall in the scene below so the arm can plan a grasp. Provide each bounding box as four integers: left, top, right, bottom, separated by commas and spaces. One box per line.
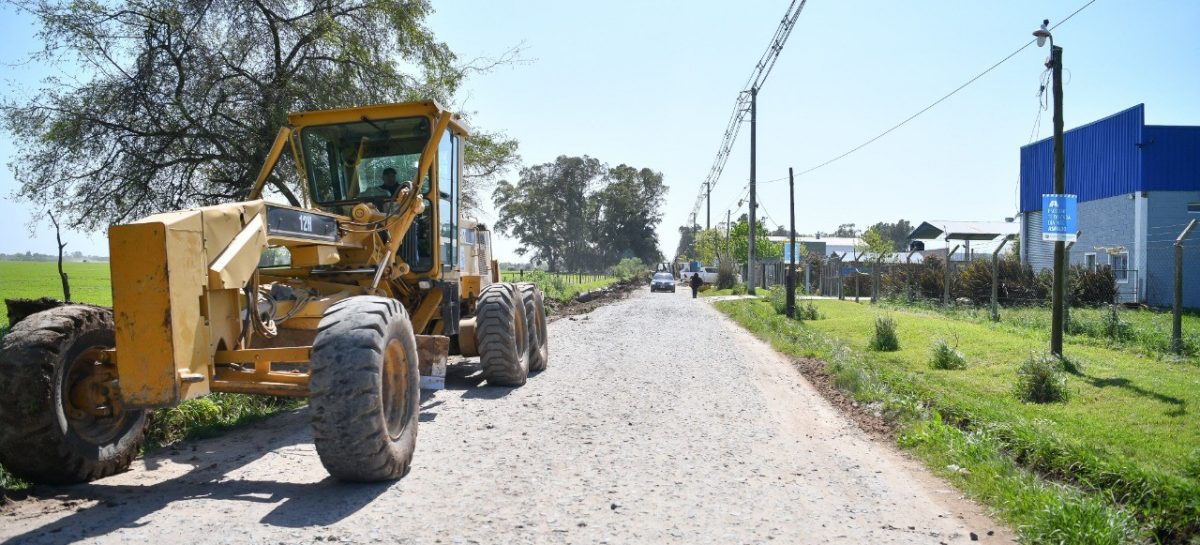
1142, 125, 1200, 191
1144, 191, 1200, 308
1019, 104, 1144, 212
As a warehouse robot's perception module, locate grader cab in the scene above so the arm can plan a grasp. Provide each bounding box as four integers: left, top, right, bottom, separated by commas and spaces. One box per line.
0, 101, 549, 483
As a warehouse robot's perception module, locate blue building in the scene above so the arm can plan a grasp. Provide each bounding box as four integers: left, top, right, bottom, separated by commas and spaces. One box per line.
1018, 104, 1200, 307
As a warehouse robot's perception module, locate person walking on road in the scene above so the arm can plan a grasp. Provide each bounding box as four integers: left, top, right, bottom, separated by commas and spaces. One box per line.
689, 272, 703, 298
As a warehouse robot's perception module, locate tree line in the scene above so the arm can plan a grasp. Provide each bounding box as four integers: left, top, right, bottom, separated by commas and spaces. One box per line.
493, 156, 666, 272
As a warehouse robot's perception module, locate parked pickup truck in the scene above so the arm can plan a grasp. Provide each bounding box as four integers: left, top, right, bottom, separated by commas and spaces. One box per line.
679, 266, 720, 285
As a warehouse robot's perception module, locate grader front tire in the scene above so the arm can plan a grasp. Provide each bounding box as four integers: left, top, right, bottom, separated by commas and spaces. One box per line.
309, 296, 420, 482
475, 283, 530, 386
0, 305, 147, 484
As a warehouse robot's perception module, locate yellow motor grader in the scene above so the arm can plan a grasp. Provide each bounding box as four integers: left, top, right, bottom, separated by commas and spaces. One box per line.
0, 101, 548, 483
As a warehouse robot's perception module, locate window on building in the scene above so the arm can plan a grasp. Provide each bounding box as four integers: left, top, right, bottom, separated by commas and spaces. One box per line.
1084, 253, 1096, 272
1110, 252, 1129, 282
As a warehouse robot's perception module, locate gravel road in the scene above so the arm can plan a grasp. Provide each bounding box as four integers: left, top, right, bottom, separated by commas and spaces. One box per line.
1, 287, 1011, 544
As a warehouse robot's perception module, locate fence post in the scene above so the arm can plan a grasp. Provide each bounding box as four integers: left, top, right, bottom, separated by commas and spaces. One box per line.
991, 238, 1011, 322
852, 251, 863, 303
944, 245, 960, 306
905, 250, 916, 300
870, 260, 880, 303
1173, 219, 1197, 353
1063, 237, 1079, 334
837, 258, 844, 300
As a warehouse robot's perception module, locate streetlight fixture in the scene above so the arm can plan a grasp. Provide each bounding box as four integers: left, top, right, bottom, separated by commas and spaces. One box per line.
1033, 19, 1051, 48
1034, 18, 1068, 357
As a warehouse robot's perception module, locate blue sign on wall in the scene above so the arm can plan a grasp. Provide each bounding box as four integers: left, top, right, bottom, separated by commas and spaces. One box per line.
1041, 194, 1078, 242
782, 242, 806, 262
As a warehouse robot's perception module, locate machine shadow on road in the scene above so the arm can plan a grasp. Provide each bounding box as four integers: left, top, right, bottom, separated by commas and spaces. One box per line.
2, 410, 391, 544
440, 360, 520, 400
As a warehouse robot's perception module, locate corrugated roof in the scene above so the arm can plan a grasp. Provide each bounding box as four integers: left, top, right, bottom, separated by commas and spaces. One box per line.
908, 220, 1018, 241
1019, 104, 1144, 212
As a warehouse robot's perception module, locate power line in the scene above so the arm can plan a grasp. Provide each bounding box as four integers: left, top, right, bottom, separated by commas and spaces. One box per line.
690, 0, 808, 226
792, 0, 1098, 179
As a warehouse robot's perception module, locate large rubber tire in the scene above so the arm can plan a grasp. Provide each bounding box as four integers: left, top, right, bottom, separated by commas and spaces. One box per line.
309, 296, 420, 482
0, 305, 147, 484
475, 283, 530, 386
516, 283, 549, 372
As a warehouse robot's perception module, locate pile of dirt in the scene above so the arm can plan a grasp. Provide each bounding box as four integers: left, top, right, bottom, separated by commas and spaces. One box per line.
545, 277, 646, 320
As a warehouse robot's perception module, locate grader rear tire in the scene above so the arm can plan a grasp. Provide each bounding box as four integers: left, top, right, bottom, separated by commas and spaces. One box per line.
516, 283, 549, 372
475, 283, 530, 386
309, 296, 420, 481
0, 305, 147, 484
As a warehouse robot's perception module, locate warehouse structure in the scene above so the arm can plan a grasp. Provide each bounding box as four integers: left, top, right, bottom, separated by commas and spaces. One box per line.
1018, 104, 1200, 307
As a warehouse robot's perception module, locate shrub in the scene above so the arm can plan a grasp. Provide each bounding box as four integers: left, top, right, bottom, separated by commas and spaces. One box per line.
731, 283, 746, 295
1070, 266, 1118, 306
868, 315, 900, 351
716, 260, 738, 289
767, 288, 786, 314
930, 337, 967, 370
799, 301, 822, 321
1102, 305, 1132, 341
611, 258, 647, 282
1015, 353, 1070, 403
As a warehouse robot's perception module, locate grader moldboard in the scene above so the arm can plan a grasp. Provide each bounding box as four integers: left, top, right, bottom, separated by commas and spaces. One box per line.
0, 101, 549, 483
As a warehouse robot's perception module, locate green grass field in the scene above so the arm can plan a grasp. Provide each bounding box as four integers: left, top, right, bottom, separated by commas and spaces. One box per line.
499, 270, 619, 303
0, 261, 112, 328
714, 295, 1200, 543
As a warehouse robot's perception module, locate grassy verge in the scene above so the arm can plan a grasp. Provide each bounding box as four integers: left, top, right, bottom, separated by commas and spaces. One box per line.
882, 296, 1200, 359
502, 270, 622, 303
713, 297, 1200, 543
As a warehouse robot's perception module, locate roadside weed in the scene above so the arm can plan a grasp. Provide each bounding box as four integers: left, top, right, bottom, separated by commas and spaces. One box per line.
1014, 353, 1070, 404
869, 315, 900, 351
929, 336, 967, 370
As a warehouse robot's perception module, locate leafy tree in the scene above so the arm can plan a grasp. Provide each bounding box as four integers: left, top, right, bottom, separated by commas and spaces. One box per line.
858, 226, 895, 303
494, 156, 604, 272
675, 224, 699, 261
866, 219, 913, 252
494, 156, 666, 272
858, 227, 896, 260
730, 218, 781, 264
2, 0, 520, 230
592, 165, 666, 266
831, 223, 859, 238
693, 228, 726, 265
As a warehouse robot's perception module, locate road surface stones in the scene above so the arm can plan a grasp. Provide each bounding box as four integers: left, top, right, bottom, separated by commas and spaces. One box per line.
1, 287, 1011, 544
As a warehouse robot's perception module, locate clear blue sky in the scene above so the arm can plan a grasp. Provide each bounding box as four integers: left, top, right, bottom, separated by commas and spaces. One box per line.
2, 1, 1198, 263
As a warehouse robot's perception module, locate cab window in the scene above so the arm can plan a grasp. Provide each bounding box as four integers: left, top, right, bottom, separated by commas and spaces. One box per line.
299, 115, 438, 272
299, 116, 429, 213
438, 129, 459, 270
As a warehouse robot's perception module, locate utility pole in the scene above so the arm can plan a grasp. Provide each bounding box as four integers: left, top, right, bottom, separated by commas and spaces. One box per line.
726, 210, 731, 254
747, 86, 758, 295
787, 167, 796, 318
1048, 43, 1066, 357
706, 182, 711, 230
